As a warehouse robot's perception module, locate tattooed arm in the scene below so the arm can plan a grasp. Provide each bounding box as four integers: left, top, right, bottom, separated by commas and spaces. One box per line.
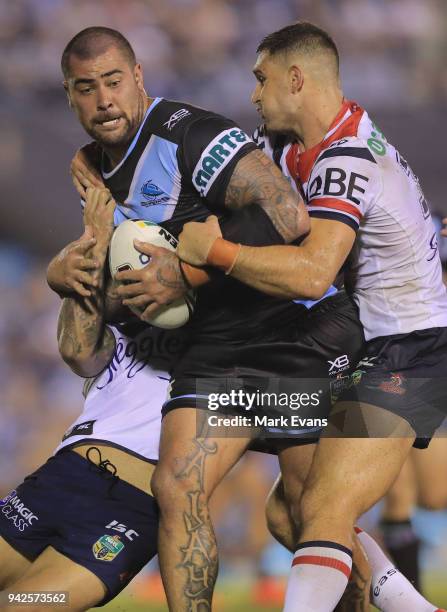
57, 188, 116, 377
223, 149, 309, 243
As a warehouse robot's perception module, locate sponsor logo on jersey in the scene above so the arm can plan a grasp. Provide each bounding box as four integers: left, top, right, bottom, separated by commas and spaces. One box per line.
192, 128, 251, 196
96, 329, 185, 390
140, 180, 170, 207
62, 419, 96, 440
163, 108, 191, 130
106, 520, 140, 541
92, 534, 124, 562
1, 493, 38, 531
327, 354, 350, 374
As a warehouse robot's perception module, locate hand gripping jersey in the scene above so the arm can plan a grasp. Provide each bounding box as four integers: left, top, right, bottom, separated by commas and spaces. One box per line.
255, 101, 447, 340
55, 322, 185, 462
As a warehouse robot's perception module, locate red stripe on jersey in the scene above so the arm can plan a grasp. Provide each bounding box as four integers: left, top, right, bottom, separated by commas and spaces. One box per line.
354, 526, 363, 534
308, 197, 362, 220
296, 101, 364, 186
285, 145, 299, 189
292, 555, 351, 579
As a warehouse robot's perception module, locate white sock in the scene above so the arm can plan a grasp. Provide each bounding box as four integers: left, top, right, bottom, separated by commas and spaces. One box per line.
283, 540, 352, 611
355, 526, 441, 612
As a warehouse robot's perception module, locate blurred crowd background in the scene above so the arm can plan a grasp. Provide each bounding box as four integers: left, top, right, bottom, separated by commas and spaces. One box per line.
1, 0, 447, 609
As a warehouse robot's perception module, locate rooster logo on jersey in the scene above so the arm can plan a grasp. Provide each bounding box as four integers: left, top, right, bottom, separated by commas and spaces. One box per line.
140, 180, 170, 207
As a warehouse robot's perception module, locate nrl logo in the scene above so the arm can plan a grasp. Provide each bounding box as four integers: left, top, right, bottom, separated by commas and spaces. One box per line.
92, 534, 125, 562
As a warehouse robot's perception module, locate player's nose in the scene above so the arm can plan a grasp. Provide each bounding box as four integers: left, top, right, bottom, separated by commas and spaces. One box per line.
251, 84, 260, 106
96, 85, 113, 111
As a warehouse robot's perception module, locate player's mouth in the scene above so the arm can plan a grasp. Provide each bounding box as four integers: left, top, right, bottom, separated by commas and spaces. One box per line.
95, 116, 123, 130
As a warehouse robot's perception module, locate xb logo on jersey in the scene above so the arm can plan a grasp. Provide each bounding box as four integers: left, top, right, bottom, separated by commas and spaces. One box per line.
328, 354, 350, 374
163, 108, 191, 130
140, 180, 170, 207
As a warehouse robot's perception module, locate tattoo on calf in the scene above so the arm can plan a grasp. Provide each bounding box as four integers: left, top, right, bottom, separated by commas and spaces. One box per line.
334, 562, 369, 612
225, 149, 306, 243
176, 438, 218, 611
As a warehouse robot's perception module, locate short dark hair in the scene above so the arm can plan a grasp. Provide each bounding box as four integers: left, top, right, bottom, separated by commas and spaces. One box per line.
61, 26, 136, 78
257, 22, 339, 70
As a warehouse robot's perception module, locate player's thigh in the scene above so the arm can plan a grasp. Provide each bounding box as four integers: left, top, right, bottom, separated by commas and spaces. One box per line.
0, 536, 31, 589
412, 437, 447, 509
5, 546, 106, 611
153, 408, 253, 503
302, 404, 415, 522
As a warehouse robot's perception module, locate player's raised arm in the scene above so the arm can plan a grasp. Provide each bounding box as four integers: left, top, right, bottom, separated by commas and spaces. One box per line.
57, 187, 116, 377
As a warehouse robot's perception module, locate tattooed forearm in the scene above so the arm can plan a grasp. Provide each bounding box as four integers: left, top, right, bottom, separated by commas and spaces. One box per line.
224, 149, 309, 243
57, 240, 115, 377
176, 438, 218, 611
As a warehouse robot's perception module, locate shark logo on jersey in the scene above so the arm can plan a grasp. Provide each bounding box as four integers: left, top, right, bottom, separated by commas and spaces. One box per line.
192, 128, 251, 196
140, 181, 170, 207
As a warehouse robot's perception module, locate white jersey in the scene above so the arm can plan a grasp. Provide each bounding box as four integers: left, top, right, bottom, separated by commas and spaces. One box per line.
55, 323, 185, 462
256, 101, 447, 341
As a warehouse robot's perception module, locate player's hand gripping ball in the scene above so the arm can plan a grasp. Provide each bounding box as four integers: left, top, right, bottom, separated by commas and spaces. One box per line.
109, 220, 195, 329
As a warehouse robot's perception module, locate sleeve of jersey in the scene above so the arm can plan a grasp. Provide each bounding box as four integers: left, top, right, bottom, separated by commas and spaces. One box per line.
306, 146, 378, 232
181, 115, 257, 207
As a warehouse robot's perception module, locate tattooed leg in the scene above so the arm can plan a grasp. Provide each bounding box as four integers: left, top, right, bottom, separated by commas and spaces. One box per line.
151, 409, 252, 612
334, 536, 371, 612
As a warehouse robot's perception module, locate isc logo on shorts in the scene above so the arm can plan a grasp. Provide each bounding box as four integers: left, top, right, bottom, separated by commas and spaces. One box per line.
192, 128, 250, 196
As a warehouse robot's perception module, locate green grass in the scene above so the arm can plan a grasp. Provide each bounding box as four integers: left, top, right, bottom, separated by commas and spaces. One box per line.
103, 573, 447, 611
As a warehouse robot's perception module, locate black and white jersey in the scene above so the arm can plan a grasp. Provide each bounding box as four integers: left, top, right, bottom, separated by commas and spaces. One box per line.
255, 101, 447, 340
96, 98, 305, 338
102, 97, 256, 236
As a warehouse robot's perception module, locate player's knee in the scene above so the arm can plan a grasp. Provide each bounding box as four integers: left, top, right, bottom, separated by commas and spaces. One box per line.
151, 462, 209, 516
300, 481, 356, 528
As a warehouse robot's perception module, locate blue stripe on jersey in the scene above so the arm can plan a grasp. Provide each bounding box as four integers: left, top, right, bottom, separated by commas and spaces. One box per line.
113, 134, 180, 226
103, 97, 163, 180
293, 284, 338, 309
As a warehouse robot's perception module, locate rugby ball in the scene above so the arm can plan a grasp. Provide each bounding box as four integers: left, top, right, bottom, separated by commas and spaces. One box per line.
109, 219, 195, 329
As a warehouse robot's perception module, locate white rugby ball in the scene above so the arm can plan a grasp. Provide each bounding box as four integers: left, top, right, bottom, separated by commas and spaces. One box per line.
109, 219, 195, 329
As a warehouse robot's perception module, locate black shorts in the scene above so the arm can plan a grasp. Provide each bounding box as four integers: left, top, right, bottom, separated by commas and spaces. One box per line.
163, 291, 365, 445
338, 328, 447, 449
0, 450, 158, 605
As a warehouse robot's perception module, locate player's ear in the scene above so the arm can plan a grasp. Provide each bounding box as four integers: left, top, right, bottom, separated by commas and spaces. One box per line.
63, 81, 73, 109
134, 63, 145, 93
289, 65, 304, 94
